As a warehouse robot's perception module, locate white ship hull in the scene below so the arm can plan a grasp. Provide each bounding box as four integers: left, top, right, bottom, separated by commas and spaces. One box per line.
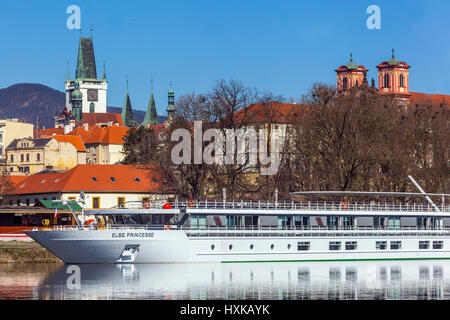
25, 229, 450, 264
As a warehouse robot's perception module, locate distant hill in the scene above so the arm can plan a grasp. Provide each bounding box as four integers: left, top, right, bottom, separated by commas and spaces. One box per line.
0, 83, 165, 128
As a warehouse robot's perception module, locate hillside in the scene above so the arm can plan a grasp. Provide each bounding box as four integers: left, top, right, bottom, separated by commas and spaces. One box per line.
0, 83, 165, 128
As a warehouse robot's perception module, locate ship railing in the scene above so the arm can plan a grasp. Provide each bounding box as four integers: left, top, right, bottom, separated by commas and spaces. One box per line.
110, 200, 450, 213
51, 224, 450, 233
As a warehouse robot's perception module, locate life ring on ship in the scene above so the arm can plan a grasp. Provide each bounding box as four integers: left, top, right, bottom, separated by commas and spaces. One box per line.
341, 202, 348, 210
85, 219, 95, 225
164, 225, 173, 230
188, 200, 195, 208
143, 201, 151, 209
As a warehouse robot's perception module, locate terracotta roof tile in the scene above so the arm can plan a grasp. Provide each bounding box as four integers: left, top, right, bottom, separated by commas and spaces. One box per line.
79, 113, 124, 127
53, 135, 86, 152
8, 164, 171, 195
34, 127, 64, 138
233, 102, 308, 124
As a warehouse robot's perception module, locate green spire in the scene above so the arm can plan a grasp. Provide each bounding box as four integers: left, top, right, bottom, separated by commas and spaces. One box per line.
75, 33, 98, 79
102, 60, 106, 80
121, 78, 136, 127
166, 81, 175, 113
142, 78, 159, 126
386, 48, 400, 65
344, 52, 359, 69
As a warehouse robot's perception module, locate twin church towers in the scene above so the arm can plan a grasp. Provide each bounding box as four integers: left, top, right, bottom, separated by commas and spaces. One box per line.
64, 32, 175, 127
335, 49, 411, 100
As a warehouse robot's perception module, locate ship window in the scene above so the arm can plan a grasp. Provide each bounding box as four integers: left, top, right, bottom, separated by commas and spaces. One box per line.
110, 177, 116, 182
433, 241, 444, 249
376, 241, 387, 250
287, 244, 291, 249
211, 244, 215, 250
250, 244, 254, 250
92, 177, 98, 182
152, 178, 159, 183
270, 244, 274, 250
329, 241, 341, 251
229, 244, 233, 250
297, 241, 310, 251
135, 178, 141, 182
390, 241, 402, 250
345, 241, 357, 250
40, 179, 46, 184
419, 241, 430, 249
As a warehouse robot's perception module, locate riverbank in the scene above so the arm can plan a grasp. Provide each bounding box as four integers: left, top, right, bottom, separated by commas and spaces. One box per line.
0, 241, 62, 263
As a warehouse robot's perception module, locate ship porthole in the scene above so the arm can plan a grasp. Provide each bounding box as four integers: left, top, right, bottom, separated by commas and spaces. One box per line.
250, 244, 254, 250
287, 244, 291, 249
271, 244, 274, 250
229, 244, 233, 250
211, 244, 215, 250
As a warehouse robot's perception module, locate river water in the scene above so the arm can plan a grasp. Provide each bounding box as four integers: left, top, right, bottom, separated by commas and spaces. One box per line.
0, 260, 450, 300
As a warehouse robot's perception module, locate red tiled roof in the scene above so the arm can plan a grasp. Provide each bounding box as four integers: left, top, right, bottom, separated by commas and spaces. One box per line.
7, 176, 28, 192
67, 125, 129, 145
53, 135, 86, 152
79, 113, 123, 127
8, 164, 171, 195
409, 92, 450, 107
34, 127, 64, 138
102, 126, 129, 144
233, 102, 308, 124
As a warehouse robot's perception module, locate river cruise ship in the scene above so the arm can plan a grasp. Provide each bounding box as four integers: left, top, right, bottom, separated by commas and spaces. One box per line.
25, 190, 450, 264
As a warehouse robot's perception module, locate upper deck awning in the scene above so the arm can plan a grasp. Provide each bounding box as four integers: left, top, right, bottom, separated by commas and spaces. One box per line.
290, 191, 450, 198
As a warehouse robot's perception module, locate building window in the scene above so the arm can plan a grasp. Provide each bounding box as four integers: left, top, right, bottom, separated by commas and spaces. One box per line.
419, 241, 430, 249
117, 197, 125, 208
376, 241, 387, 250
36, 153, 40, 162
9, 167, 13, 172
92, 197, 100, 209
345, 241, 357, 250
142, 197, 150, 206
21, 154, 24, 162
298, 242, 310, 251
390, 241, 402, 250
90, 103, 95, 113
26, 154, 29, 162
342, 77, 348, 90
399, 74, 404, 87
16, 199, 20, 206
0, 133, 2, 142
433, 241, 444, 249
25, 199, 30, 206
384, 73, 390, 88
10, 154, 13, 162
329, 241, 341, 251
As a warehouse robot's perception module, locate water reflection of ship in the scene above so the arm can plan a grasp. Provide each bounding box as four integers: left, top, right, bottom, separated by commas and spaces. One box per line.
37, 261, 448, 300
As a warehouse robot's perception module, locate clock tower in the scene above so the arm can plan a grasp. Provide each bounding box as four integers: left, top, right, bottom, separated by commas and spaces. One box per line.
65, 32, 108, 115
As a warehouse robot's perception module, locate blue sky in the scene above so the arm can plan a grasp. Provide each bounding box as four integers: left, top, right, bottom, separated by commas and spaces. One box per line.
1, 0, 450, 115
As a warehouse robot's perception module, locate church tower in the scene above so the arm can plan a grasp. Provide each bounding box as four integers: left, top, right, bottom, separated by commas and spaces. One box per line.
65, 30, 108, 115
142, 79, 159, 126
166, 84, 175, 122
376, 49, 411, 99
335, 53, 368, 92
121, 78, 136, 127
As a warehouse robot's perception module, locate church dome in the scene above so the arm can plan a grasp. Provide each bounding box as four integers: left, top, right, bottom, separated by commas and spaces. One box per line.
71, 88, 83, 101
